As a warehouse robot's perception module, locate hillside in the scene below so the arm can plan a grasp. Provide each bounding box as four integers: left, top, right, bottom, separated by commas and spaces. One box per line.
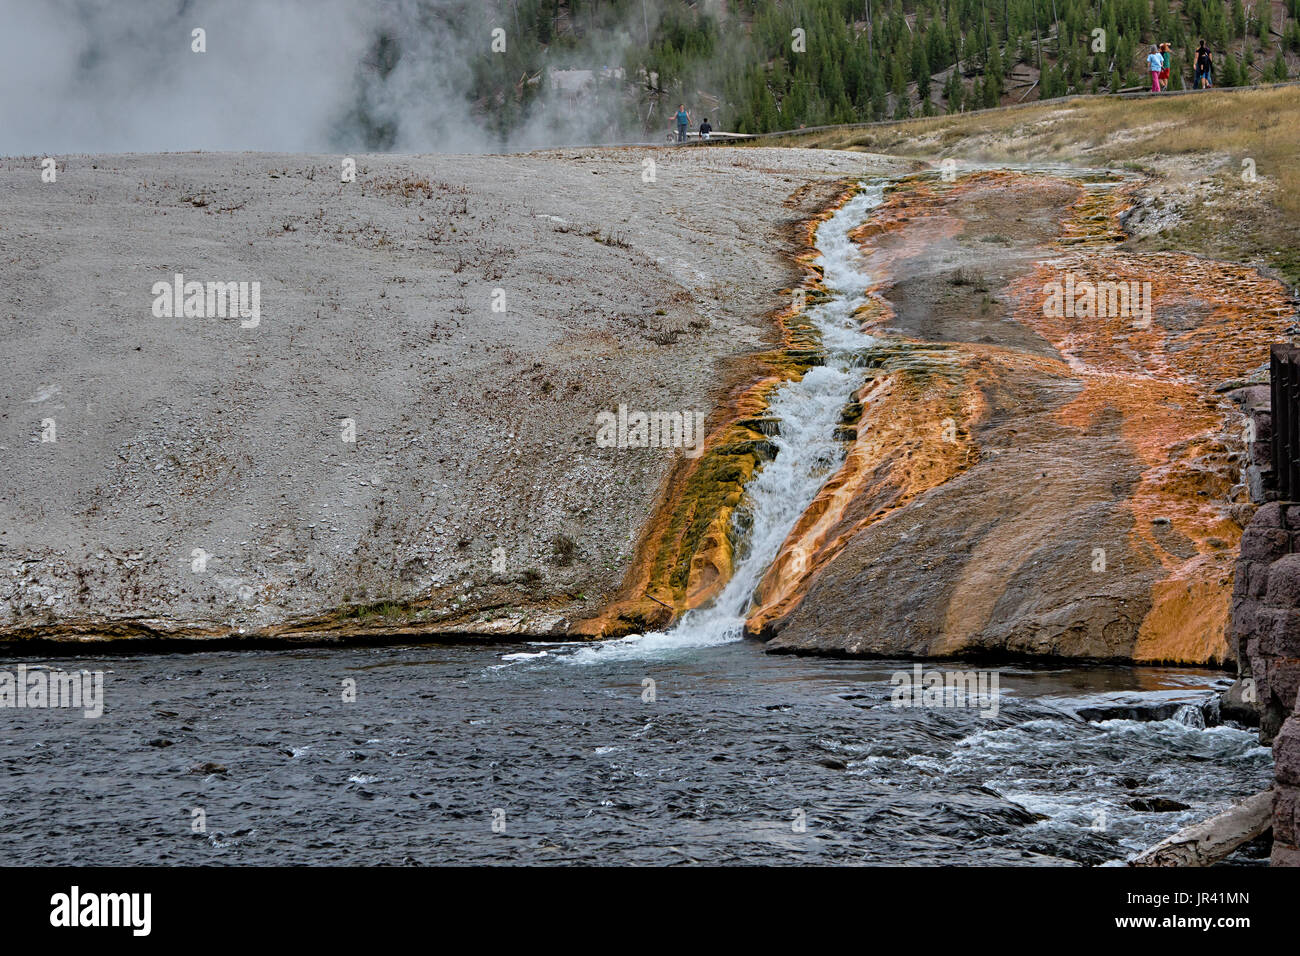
458, 0, 1300, 139
0, 146, 898, 643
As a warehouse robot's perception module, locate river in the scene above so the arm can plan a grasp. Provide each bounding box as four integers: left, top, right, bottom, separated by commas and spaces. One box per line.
0, 642, 1271, 865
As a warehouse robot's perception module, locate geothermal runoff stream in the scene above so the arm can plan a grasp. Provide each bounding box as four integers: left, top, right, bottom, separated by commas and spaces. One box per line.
0, 175, 1271, 866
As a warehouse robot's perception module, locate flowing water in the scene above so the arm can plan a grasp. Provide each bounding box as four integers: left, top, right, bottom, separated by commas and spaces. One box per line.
0, 644, 1271, 865
565, 183, 885, 665
0, 175, 1273, 866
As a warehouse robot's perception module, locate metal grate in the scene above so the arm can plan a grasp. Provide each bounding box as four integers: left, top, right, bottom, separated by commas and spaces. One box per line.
1271, 344, 1300, 500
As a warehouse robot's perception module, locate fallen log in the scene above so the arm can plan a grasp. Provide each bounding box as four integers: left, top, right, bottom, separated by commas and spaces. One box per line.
1128, 790, 1274, 866
644, 592, 674, 611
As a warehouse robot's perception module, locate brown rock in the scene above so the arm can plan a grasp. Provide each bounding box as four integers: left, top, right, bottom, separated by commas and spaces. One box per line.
1253, 501, 1286, 529
1273, 716, 1300, 787
1230, 502, 1258, 528
1256, 608, 1300, 657
1248, 464, 1276, 504
1220, 677, 1260, 725
1233, 560, 1271, 601
188, 762, 228, 775
1251, 563, 1272, 598
1127, 796, 1192, 812
1253, 438, 1273, 466
1274, 786, 1300, 846
1229, 598, 1262, 644
1232, 384, 1271, 412
1263, 658, 1300, 718
1263, 704, 1288, 745
1231, 561, 1252, 600
1271, 842, 1300, 867
1241, 525, 1290, 561
1239, 385, 1271, 410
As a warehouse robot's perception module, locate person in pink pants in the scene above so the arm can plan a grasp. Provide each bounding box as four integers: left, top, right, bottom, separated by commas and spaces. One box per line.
1147, 47, 1164, 91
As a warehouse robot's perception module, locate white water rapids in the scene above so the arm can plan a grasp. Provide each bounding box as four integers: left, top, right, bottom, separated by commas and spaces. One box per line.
561, 182, 886, 664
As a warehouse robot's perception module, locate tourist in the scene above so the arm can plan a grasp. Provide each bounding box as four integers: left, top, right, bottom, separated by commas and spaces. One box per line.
1147, 46, 1165, 92
699, 117, 713, 142
1195, 41, 1214, 89
1160, 43, 1172, 90
675, 104, 690, 143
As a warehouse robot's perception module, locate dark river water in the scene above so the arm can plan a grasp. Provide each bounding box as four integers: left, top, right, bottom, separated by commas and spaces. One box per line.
0, 639, 1272, 865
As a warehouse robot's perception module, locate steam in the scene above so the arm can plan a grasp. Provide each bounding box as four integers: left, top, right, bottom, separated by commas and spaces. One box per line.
0, 0, 663, 156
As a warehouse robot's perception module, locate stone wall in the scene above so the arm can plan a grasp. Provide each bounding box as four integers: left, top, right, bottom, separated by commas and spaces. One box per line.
1227, 384, 1300, 866
1232, 503, 1300, 740
1276, 719, 1300, 865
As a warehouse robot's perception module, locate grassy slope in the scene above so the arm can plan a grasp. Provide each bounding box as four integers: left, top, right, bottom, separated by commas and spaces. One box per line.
759, 85, 1300, 288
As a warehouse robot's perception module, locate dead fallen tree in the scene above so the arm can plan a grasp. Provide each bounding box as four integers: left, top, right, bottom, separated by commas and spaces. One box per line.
1129, 790, 1274, 866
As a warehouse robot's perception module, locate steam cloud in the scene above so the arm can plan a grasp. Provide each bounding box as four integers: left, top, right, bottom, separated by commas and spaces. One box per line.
0, 0, 660, 155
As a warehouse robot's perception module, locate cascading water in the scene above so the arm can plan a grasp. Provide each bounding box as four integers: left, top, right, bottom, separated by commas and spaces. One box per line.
563, 183, 886, 664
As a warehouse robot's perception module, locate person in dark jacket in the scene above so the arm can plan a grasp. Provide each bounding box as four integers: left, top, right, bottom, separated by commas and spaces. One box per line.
1194, 41, 1214, 89
699, 118, 713, 141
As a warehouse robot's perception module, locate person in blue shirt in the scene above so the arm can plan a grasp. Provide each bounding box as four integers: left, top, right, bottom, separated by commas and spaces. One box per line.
675, 105, 690, 143
1146, 47, 1164, 92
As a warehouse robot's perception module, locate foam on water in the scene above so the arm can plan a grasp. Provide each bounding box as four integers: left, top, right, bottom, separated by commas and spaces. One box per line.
561, 184, 886, 665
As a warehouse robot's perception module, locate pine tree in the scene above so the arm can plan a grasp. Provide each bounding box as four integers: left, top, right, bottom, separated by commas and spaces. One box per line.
916, 45, 933, 99
890, 57, 908, 99
983, 67, 1001, 106
1220, 53, 1240, 85
944, 67, 965, 112
984, 41, 1005, 103
870, 70, 889, 119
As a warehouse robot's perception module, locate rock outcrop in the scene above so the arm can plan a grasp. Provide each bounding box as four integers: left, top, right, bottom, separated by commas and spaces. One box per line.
1230, 499, 1300, 866
756, 170, 1291, 664
1231, 503, 1300, 741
